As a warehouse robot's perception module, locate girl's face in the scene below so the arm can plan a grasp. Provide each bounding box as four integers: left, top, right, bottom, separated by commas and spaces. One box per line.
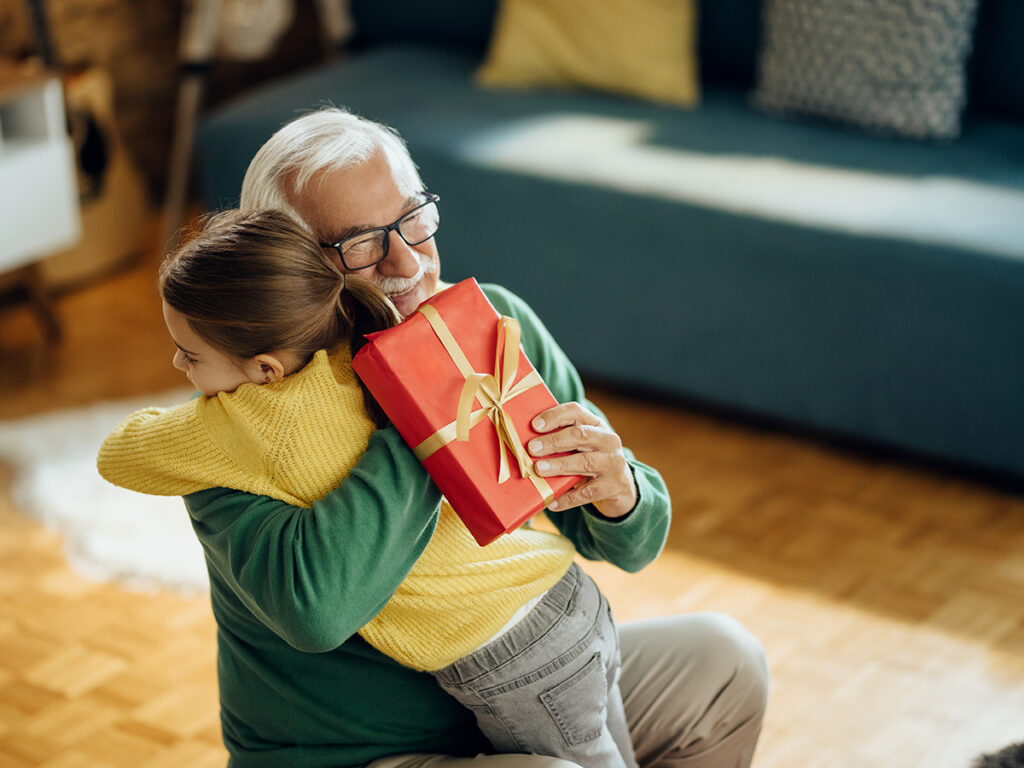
162, 302, 262, 396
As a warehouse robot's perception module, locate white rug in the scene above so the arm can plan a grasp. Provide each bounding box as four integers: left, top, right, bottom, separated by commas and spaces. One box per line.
0, 390, 209, 594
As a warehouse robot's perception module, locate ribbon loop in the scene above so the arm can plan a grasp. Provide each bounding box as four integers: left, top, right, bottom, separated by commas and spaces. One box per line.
457, 373, 494, 443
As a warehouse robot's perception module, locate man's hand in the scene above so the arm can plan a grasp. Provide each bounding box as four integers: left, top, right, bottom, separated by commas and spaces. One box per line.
527, 402, 637, 519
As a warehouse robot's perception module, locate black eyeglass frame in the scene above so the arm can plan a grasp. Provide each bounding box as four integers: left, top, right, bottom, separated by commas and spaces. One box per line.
319, 192, 440, 271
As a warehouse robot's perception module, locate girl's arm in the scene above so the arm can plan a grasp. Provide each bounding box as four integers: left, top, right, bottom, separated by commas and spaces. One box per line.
98, 402, 214, 497
185, 424, 441, 653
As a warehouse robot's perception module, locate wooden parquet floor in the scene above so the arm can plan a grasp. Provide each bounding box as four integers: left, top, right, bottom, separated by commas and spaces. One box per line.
1, 228, 1022, 767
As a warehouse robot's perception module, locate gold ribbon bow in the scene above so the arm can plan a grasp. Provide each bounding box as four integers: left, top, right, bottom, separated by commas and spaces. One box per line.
413, 304, 553, 499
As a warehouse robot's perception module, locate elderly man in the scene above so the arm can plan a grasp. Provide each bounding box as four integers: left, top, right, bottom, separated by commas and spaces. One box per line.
182, 107, 768, 768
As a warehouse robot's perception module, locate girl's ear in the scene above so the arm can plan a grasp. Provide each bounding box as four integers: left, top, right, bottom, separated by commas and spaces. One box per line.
246, 353, 289, 385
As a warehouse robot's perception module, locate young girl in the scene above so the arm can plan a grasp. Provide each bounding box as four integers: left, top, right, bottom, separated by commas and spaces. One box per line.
99, 209, 636, 768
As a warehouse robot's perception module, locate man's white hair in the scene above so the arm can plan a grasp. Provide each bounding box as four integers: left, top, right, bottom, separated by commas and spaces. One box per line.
239, 107, 424, 232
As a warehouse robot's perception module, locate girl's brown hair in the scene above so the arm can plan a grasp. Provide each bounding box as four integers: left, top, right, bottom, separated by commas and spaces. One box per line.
160, 209, 400, 423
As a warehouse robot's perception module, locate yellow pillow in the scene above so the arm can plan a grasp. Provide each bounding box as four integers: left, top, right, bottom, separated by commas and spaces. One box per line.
476, 0, 699, 107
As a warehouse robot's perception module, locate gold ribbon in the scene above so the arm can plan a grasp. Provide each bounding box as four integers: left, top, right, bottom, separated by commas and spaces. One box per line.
413, 304, 553, 501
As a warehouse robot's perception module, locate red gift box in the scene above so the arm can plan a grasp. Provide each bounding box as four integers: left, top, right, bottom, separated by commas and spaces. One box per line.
352, 278, 582, 546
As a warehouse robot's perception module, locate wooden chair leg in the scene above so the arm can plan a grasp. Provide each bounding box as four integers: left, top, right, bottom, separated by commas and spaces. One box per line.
22, 262, 63, 342
162, 0, 223, 250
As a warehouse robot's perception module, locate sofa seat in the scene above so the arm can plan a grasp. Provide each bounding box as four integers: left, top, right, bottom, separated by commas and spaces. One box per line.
198, 44, 1024, 479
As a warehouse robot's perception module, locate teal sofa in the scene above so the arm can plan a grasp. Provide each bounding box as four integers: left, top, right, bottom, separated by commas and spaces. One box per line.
196, 0, 1024, 480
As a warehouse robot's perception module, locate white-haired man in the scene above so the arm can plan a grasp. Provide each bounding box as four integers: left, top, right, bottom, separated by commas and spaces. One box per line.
181, 107, 768, 768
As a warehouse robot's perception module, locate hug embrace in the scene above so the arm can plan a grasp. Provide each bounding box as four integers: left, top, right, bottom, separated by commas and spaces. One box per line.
98, 108, 769, 768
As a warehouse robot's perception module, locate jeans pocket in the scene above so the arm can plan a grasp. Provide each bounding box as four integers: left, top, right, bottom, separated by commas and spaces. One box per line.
539, 652, 608, 747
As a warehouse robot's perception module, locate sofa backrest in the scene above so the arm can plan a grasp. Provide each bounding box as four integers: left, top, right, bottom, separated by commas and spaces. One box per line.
967, 0, 1024, 120
347, 0, 1022, 121
697, 0, 761, 90
346, 0, 763, 82
349, 0, 498, 55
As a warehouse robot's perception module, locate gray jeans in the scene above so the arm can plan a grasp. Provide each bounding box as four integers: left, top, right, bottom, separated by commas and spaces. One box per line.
431, 563, 636, 768
371, 608, 769, 768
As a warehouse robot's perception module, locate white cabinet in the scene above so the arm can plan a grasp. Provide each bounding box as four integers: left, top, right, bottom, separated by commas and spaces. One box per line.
0, 72, 80, 273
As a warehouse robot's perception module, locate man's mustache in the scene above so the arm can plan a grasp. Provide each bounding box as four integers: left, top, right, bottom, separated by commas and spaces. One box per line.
373, 255, 438, 295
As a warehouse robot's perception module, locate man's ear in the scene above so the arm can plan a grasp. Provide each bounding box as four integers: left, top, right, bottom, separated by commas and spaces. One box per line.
246, 353, 289, 385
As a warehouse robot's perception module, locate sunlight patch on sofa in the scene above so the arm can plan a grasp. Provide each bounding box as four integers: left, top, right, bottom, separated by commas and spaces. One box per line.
459, 114, 1024, 260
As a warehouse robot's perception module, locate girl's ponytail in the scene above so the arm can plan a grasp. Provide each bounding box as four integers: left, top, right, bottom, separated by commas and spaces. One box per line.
339, 273, 401, 357
337, 274, 401, 427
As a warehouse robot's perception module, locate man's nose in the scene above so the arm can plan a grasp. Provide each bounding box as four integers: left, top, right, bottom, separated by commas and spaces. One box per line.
381, 229, 421, 276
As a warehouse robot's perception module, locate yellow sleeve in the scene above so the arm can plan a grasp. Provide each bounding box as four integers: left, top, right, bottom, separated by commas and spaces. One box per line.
96, 401, 219, 496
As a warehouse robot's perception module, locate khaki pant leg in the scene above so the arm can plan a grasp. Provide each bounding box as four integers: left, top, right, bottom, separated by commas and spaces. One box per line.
618, 613, 769, 768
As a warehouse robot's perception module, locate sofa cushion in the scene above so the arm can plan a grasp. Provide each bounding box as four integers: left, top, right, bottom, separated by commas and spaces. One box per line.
752, 0, 981, 139
475, 0, 699, 107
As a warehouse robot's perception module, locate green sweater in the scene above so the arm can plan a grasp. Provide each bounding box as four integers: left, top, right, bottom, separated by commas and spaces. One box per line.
183, 284, 671, 767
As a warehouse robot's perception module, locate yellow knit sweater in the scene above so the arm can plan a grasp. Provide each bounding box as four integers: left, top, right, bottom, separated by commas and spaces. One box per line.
98, 346, 574, 671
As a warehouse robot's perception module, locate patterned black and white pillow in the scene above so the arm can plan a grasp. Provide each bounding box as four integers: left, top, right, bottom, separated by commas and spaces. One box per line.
752, 0, 980, 139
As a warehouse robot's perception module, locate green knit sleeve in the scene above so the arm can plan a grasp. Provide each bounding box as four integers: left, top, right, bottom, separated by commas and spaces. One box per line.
481, 284, 671, 573
184, 424, 441, 653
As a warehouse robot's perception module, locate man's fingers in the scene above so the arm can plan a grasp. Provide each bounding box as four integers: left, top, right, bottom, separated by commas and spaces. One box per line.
528, 423, 612, 457
528, 401, 638, 518
533, 448, 624, 479
531, 402, 603, 433
528, 403, 620, 458
546, 476, 625, 512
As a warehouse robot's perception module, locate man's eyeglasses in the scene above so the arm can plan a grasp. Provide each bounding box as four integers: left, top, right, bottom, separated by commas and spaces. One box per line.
320, 193, 440, 271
